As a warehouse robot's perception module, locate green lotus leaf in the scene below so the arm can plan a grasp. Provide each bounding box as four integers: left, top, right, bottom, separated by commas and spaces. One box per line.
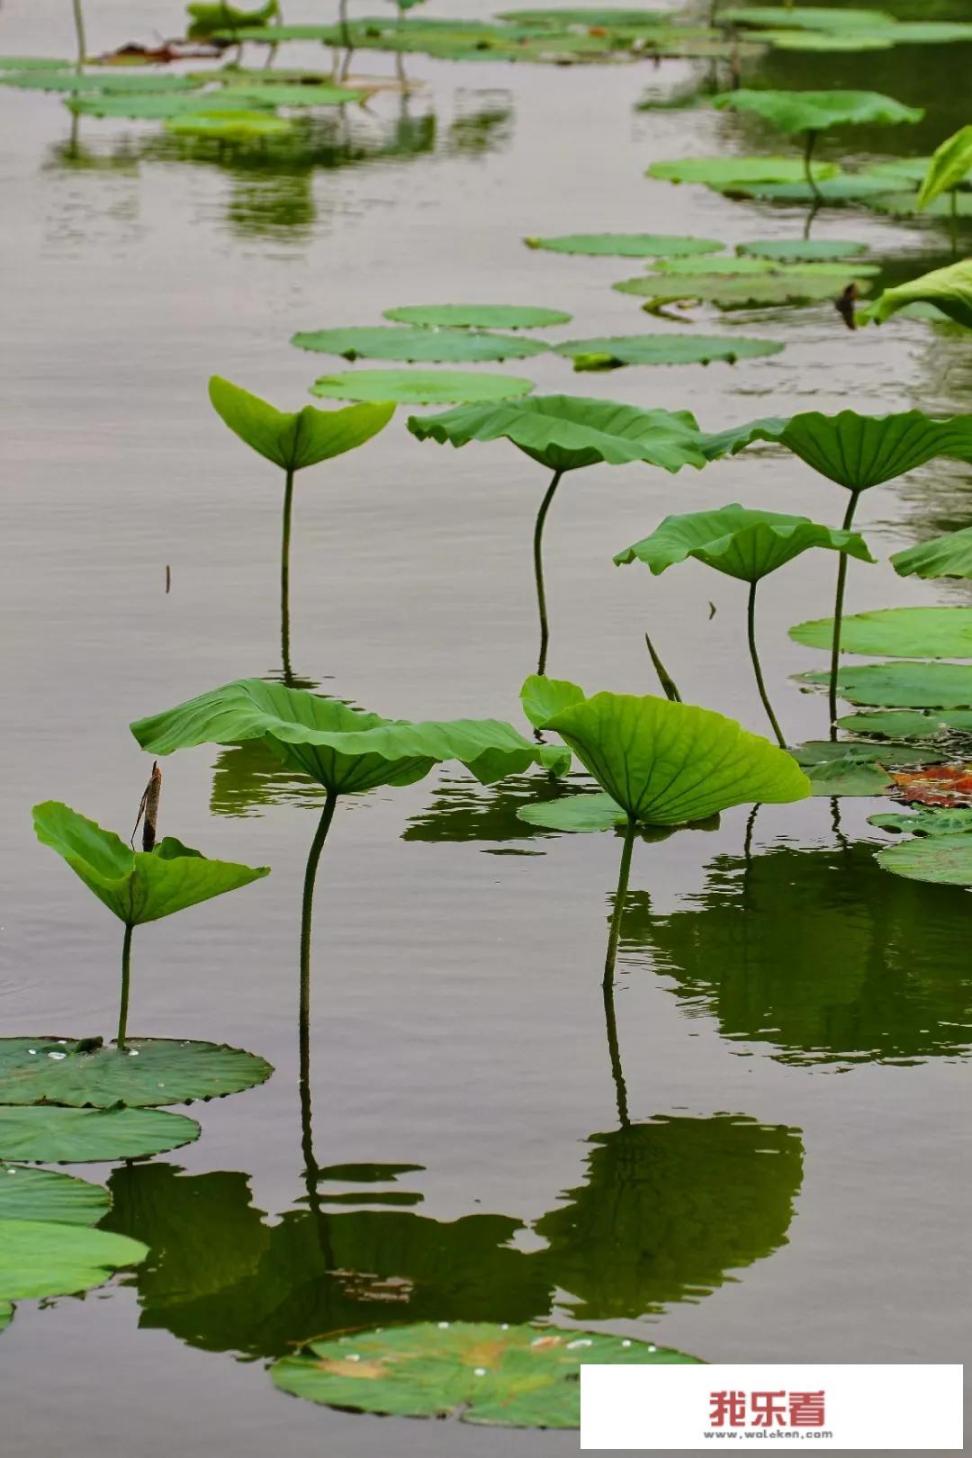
614, 271, 862, 309
226, 23, 337, 39
291, 326, 548, 363
876, 833, 972, 885
523, 232, 723, 258
554, 334, 784, 369
0, 1219, 148, 1302
517, 791, 630, 832
209, 376, 394, 472
713, 175, 899, 203
761, 28, 893, 50
700, 410, 972, 490
520, 674, 586, 729
311, 370, 535, 405
654, 255, 878, 278
131, 678, 558, 792
0, 1165, 110, 1226
165, 109, 294, 140
719, 7, 893, 30
33, 802, 269, 927
0, 69, 197, 92
870, 807, 972, 836
188, 0, 278, 36
615, 504, 874, 582
791, 607, 972, 658
383, 304, 571, 330
407, 395, 709, 472
497, 9, 676, 27
0, 1037, 272, 1108
737, 238, 869, 261
66, 90, 277, 120
217, 83, 366, 108
868, 191, 972, 219
865, 158, 934, 184
864, 259, 972, 329
886, 21, 972, 43
838, 709, 972, 739
647, 155, 839, 186
0, 1106, 200, 1163
0, 57, 71, 69
893, 526, 972, 581
804, 662, 972, 708
790, 739, 930, 797
536, 689, 810, 824
713, 88, 922, 135
271, 1322, 698, 1425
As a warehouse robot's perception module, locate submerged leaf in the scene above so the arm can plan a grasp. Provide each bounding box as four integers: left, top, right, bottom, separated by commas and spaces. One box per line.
383, 304, 571, 330
311, 370, 535, 405
523, 232, 723, 258
876, 832, 972, 885
271, 1322, 698, 1426
0, 1106, 200, 1163
0, 1220, 147, 1302
713, 88, 923, 134
210, 376, 394, 470
291, 326, 548, 363
791, 607, 972, 659
554, 334, 784, 369
0, 1038, 272, 1108
804, 662, 972, 708
0, 1165, 110, 1226
864, 259, 972, 329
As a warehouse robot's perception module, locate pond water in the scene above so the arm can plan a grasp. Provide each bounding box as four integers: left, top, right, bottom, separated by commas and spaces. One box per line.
0, 0, 970, 1453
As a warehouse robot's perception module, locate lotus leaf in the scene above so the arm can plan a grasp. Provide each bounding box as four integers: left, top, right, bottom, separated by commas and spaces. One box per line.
217, 83, 367, 108
870, 807, 972, 836
311, 370, 535, 405
876, 833, 972, 885
647, 155, 839, 186
761, 28, 893, 50
383, 304, 571, 330
0, 57, 71, 69
0, 1220, 148, 1302
790, 738, 930, 797
0, 69, 197, 92
67, 90, 277, 120
517, 791, 631, 832
616, 505, 873, 581
868, 191, 972, 219
291, 326, 548, 363
33, 802, 269, 927
523, 232, 723, 258
521, 673, 586, 729
210, 377, 394, 472
718, 176, 902, 203
712, 89, 923, 135
838, 710, 972, 739
0, 1165, 110, 1226
719, 7, 893, 30
0, 1038, 273, 1108
893, 527, 972, 581
188, 0, 278, 37
885, 22, 972, 43
165, 110, 294, 140
738, 238, 869, 261
804, 662, 972, 708
614, 271, 859, 309
271, 1322, 698, 1425
792, 607, 972, 659
0, 1106, 200, 1163
497, 9, 676, 27
554, 334, 784, 369
654, 255, 877, 278
864, 259, 972, 329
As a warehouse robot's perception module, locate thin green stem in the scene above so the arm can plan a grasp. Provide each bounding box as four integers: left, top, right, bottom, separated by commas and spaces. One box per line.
117, 924, 134, 1048
746, 581, 785, 747
71, 0, 87, 69
603, 815, 637, 987
802, 129, 821, 200
533, 469, 564, 676
828, 492, 860, 739
299, 791, 340, 1056
281, 467, 295, 684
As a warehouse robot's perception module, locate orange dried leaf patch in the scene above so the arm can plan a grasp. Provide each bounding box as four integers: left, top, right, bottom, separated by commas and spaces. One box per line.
891, 763, 972, 807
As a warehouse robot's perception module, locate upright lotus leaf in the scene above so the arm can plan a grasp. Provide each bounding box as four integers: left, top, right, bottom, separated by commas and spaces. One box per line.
0, 1220, 148, 1302
615, 505, 874, 745
132, 677, 563, 1035
408, 396, 712, 674
699, 410, 972, 734
892, 526, 972, 581
271, 1322, 698, 1426
187, 0, 278, 38
791, 607, 972, 659
916, 126, 972, 211
33, 802, 268, 1047
864, 259, 972, 329
520, 673, 586, 730
209, 377, 393, 681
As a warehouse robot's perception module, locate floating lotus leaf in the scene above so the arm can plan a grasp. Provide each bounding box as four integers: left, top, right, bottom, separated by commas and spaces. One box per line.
721, 175, 901, 202
712, 88, 923, 134
647, 155, 839, 186
887, 21, 972, 43
761, 28, 893, 50
0, 1220, 148, 1302
876, 833, 972, 885
864, 259, 972, 329
0, 1165, 109, 1226
719, 8, 893, 30
790, 739, 930, 798
0, 1106, 200, 1163
67, 90, 276, 120
0, 1038, 272, 1108
497, 8, 676, 27
642, 31, 768, 59
210, 377, 394, 472
838, 709, 972, 739
291, 326, 547, 363
518, 791, 630, 832
383, 304, 571, 330
407, 395, 709, 472
165, 109, 294, 139
616, 504, 873, 582
311, 370, 535, 405
738, 238, 869, 261
554, 334, 784, 369
870, 807, 972, 836
0, 69, 197, 92
804, 662, 972, 708
529, 686, 809, 824
0, 57, 71, 69
271, 1322, 698, 1425
132, 678, 563, 791
33, 802, 269, 927
614, 271, 859, 309
893, 527, 972, 581
654, 255, 877, 278
792, 607, 972, 659
218, 83, 366, 108
523, 232, 723, 258
226, 23, 337, 38
868, 191, 972, 219
700, 410, 972, 490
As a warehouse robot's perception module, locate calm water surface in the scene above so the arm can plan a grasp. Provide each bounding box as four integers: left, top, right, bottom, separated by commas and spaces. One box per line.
0, 1, 970, 1454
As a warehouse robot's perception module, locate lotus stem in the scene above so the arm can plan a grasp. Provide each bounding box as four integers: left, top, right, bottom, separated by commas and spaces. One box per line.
802, 130, 821, 201
299, 790, 339, 1047
533, 469, 564, 676
602, 973, 630, 1129
71, 0, 87, 68
828, 493, 860, 739
746, 581, 786, 748
117, 923, 134, 1048
603, 815, 637, 986
281, 467, 295, 684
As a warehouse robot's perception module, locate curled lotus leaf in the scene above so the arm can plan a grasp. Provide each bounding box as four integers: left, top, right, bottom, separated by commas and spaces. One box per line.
0, 1164, 110, 1226
712, 88, 923, 134
271, 1321, 699, 1426
523, 232, 723, 258
791, 607, 972, 659
554, 334, 784, 370
209, 377, 394, 472
382, 304, 571, 330
291, 326, 548, 363
647, 156, 839, 186
0, 1037, 273, 1108
916, 126, 972, 210
520, 674, 586, 730
864, 259, 972, 330
0, 1220, 148, 1302
0, 1105, 200, 1163
615, 504, 874, 582
802, 662, 972, 709
310, 370, 535, 405
893, 527, 972, 581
